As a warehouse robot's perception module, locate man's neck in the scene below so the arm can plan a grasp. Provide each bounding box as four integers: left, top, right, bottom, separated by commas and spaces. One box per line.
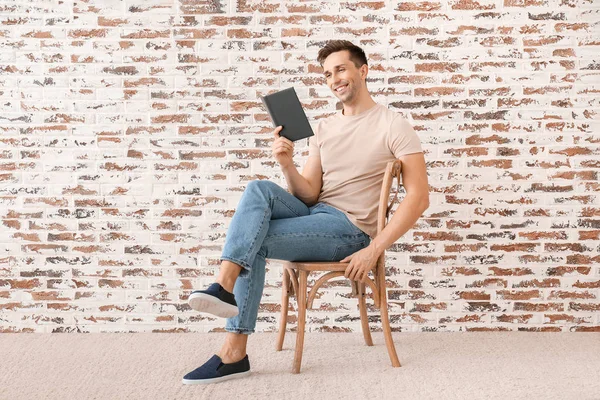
342, 98, 377, 116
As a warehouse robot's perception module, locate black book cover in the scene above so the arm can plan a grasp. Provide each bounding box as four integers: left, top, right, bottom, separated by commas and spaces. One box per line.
260, 87, 315, 142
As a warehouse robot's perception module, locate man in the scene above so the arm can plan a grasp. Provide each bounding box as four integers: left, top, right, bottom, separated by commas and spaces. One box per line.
182, 40, 430, 384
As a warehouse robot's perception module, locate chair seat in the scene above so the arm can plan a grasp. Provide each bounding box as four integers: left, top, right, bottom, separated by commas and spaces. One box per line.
275, 260, 349, 272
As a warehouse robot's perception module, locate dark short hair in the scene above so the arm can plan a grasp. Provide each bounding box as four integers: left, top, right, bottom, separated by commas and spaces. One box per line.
317, 40, 368, 69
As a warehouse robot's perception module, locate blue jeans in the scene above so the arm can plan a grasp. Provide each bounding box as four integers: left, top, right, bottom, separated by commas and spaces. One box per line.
220, 180, 371, 334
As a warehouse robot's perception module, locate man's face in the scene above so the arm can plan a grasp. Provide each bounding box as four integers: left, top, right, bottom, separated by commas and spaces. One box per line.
322, 50, 365, 103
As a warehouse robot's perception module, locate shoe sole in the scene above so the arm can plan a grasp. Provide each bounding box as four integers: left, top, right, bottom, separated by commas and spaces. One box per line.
182, 370, 250, 385
188, 292, 239, 318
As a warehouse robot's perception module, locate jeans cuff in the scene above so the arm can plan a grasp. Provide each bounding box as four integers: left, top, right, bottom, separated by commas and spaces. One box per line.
225, 327, 254, 335
220, 256, 252, 272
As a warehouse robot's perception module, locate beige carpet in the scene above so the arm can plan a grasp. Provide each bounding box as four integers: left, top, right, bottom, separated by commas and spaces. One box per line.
1, 332, 599, 400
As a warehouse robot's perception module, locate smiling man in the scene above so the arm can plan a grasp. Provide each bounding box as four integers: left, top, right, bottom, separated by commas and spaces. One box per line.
182, 40, 430, 384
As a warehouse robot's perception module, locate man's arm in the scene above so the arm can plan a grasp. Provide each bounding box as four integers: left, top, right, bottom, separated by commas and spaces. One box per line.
369, 152, 430, 255
281, 156, 322, 207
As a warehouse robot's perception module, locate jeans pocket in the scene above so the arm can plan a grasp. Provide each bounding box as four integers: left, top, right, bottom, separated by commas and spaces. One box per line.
318, 204, 365, 235
332, 240, 368, 261
344, 219, 367, 237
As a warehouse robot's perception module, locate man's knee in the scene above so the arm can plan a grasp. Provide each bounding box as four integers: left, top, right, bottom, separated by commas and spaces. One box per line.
247, 179, 278, 191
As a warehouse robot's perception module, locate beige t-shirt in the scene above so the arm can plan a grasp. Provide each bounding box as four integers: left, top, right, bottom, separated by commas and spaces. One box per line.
308, 103, 423, 239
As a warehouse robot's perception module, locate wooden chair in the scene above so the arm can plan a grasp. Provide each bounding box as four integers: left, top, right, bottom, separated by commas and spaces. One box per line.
273, 159, 403, 373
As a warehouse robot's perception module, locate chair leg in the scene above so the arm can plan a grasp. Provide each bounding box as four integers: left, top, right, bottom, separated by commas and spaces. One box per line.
358, 281, 373, 346
380, 287, 401, 367
276, 267, 291, 351
292, 269, 308, 374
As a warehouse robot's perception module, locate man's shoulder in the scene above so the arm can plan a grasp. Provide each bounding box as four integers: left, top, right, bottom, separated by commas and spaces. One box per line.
382, 107, 417, 135
380, 105, 411, 122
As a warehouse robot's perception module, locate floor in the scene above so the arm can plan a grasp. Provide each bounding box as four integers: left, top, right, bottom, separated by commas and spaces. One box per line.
1, 332, 599, 399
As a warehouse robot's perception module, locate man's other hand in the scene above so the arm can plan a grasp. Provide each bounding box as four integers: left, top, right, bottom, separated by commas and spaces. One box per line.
340, 244, 381, 283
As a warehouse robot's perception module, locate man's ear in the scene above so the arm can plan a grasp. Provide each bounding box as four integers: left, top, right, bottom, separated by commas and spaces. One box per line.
360, 64, 368, 80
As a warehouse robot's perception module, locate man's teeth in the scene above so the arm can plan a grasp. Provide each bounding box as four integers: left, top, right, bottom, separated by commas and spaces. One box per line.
336, 85, 347, 92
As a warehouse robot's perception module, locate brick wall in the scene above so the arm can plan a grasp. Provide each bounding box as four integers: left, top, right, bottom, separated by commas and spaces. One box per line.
1, 0, 599, 333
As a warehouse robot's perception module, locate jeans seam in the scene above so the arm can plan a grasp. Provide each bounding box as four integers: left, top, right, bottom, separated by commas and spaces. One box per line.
267, 232, 366, 239
236, 252, 260, 328
242, 207, 269, 269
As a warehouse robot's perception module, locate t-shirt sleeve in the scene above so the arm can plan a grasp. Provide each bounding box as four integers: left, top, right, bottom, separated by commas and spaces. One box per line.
388, 115, 423, 158
308, 120, 321, 157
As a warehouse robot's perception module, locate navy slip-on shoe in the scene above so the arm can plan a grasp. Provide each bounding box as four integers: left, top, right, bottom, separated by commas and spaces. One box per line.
182, 354, 251, 385
188, 283, 239, 318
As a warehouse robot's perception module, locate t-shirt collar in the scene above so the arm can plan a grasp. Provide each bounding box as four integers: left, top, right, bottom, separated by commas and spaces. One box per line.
339, 103, 380, 119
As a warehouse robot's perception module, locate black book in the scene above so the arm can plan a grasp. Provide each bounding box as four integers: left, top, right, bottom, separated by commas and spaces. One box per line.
260, 87, 315, 142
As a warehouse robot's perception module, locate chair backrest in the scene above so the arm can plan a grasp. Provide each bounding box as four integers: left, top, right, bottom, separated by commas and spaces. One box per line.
374, 160, 402, 290
377, 160, 402, 236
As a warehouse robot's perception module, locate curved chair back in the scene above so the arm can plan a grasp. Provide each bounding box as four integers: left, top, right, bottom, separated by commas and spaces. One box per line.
375, 160, 402, 279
